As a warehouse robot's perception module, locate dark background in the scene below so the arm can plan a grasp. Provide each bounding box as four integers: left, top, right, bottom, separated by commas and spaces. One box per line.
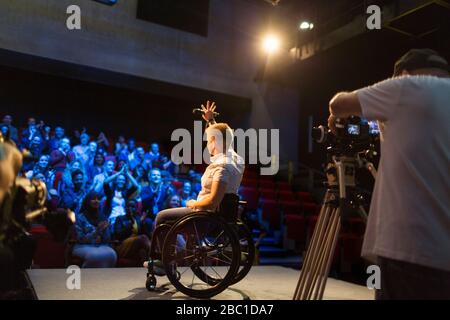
0, 49, 251, 151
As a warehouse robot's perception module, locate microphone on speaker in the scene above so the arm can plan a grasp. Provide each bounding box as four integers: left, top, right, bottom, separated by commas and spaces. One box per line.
192, 108, 220, 117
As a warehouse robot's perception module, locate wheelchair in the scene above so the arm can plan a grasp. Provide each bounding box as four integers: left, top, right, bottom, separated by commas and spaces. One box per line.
145, 194, 255, 299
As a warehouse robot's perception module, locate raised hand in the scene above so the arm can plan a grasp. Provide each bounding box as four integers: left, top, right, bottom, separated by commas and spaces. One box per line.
200, 100, 217, 122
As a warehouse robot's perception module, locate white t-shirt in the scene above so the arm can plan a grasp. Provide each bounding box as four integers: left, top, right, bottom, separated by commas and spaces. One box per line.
356, 75, 450, 271
197, 150, 245, 210
108, 190, 126, 225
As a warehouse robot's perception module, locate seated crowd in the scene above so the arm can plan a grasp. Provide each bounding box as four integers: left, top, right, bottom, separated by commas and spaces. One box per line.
1, 115, 202, 268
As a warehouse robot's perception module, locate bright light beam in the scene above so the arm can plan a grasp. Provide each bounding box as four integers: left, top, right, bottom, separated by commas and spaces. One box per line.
262, 35, 280, 54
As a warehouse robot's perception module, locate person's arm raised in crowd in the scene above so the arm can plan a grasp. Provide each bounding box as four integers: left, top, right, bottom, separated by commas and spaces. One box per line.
186, 180, 227, 210
90, 175, 103, 193
103, 167, 123, 186
124, 165, 141, 195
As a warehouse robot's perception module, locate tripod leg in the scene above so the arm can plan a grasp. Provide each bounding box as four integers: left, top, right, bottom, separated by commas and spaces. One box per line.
294, 201, 331, 299
300, 205, 332, 299
315, 207, 341, 300
306, 206, 340, 300
293, 192, 331, 299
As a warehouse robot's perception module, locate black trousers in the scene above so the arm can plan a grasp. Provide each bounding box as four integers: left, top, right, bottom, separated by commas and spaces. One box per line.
376, 257, 450, 300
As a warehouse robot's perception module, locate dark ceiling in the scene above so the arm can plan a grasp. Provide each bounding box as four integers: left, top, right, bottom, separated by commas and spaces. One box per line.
250, 0, 450, 166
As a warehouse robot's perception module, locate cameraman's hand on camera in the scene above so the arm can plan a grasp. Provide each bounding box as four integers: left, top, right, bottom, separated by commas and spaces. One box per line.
201, 100, 216, 122
328, 114, 338, 134
328, 91, 362, 134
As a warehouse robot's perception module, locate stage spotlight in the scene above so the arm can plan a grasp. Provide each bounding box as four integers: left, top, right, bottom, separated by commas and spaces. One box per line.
299, 21, 314, 30
262, 35, 280, 54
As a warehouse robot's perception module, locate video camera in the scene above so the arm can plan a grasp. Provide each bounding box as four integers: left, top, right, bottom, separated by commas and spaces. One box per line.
1, 135, 74, 298
311, 116, 379, 156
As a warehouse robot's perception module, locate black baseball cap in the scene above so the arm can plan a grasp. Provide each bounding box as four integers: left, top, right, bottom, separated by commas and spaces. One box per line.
393, 49, 450, 76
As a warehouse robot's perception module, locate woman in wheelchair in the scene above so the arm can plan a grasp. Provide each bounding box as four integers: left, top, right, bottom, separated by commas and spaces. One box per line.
144, 102, 254, 298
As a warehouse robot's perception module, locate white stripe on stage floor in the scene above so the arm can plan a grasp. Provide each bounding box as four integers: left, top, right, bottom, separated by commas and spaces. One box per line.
27, 266, 374, 300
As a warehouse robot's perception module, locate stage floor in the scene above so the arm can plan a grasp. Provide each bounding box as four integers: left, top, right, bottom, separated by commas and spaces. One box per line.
27, 266, 374, 300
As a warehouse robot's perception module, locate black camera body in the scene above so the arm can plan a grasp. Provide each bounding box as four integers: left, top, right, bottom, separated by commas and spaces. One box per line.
312, 116, 379, 156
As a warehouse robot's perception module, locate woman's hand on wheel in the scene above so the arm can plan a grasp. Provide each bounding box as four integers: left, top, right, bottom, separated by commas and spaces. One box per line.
201, 100, 216, 122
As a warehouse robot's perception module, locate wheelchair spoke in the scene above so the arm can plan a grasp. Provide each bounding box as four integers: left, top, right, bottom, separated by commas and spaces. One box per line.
202, 258, 217, 286
211, 230, 225, 246
220, 252, 233, 262
180, 254, 196, 261
210, 256, 232, 265
193, 222, 202, 247
209, 266, 224, 280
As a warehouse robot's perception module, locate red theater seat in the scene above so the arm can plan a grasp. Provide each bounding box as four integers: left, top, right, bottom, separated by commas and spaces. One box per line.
243, 170, 258, 180
261, 200, 281, 228
278, 190, 296, 202
277, 182, 291, 191
259, 188, 277, 200
339, 234, 364, 263
281, 201, 302, 216
259, 179, 275, 190
241, 178, 258, 188
30, 224, 66, 268
285, 214, 306, 241
303, 202, 319, 215
298, 192, 314, 203
239, 187, 259, 210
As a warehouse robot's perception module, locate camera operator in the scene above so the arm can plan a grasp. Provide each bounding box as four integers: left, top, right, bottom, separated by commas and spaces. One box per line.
1, 134, 74, 299
0, 139, 32, 298
327, 49, 450, 299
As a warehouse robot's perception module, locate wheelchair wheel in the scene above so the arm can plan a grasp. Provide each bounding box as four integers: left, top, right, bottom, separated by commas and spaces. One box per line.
231, 221, 255, 284
162, 213, 240, 299
191, 221, 255, 286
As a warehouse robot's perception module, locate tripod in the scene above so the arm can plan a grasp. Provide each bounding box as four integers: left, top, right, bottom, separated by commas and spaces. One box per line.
293, 154, 377, 300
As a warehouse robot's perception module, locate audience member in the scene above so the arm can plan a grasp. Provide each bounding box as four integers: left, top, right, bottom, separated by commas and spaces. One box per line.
73, 133, 91, 166
60, 169, 87, 214
103, 165, 140, 225
179, 181, 197, 207
1, 115, 19, 143
91, 159, 116, 194
49, 126, 65, 151
72, 191, 117, 268
141, 168, 174, 216
113, 198, 152, 264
